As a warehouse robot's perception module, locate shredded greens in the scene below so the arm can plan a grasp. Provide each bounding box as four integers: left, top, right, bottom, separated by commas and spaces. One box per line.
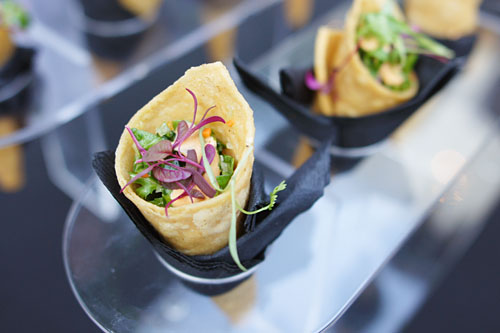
355, 0, 453, 90
0, 0, 30, 29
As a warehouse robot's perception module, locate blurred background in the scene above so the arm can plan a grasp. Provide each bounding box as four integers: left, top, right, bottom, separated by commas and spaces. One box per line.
1, 0, 500, 332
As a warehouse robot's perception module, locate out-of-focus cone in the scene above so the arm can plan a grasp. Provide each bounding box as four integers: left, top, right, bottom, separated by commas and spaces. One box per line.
118, 0, 163, 20
292, 136, 314, 168
405, 0, 481, 40
0, 25, 15, 67
0, 117, 25, 192
212, 276, 256, 323
202, 1, 237, 62
284, 0, 315, 29
92, 55, 123, 82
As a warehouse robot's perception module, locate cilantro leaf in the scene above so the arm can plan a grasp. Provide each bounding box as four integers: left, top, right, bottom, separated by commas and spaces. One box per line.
236, 181, 287, 215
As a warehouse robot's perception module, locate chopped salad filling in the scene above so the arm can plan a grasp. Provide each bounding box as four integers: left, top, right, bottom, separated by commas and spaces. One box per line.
121, 88, 234, 216
355, 1, 453, 91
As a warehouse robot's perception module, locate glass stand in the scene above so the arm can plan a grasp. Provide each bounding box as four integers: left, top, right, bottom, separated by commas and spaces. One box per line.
64, 174, 343, 333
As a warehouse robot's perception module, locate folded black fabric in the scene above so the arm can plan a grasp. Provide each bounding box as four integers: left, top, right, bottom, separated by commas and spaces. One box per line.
78, 0, 135, 21
0, 47, 35, 88
234, 54, 463, 148
0, 47, 36, 112
92, 139, 331, 279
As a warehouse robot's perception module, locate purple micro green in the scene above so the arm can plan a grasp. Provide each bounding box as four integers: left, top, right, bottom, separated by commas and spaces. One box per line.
185, 149, 199, 172
164, 192, 187, 217
176, 180, 194, 204
204, 144, 216, 165
305, 71, 324, 91
125, 126, 146, 155
120, 161, 161, 193
191, 170, 216, 198
174, 120, 189, 147
173, 116, 226, 150
153, 164, 192, 183
191, 189, 205, 199
305, 43, 360, 95
185, 88, 198, 127
141, 140, 172, 162
200, 105, 216, 122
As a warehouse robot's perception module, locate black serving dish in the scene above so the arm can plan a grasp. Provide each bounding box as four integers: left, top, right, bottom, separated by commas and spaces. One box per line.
92, 138, 331, 295
76, 0, 156, 61
234, 55, 463, 149
0, 47, 36, 113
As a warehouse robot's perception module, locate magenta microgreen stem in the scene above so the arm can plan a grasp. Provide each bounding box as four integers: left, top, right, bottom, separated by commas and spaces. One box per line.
120, 161, 162, 193
125, 126, 146, 155
185, 88, 198, 127
176, 180, 194, 204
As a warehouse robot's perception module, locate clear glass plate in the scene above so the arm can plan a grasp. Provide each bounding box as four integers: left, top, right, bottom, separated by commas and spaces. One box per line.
64, 175, 344, 333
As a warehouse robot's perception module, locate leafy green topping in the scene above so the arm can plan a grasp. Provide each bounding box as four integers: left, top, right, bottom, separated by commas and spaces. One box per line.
172, 120, 181, 130
355, 0, 454, 90
131, 128, 163, 150
0, 1, 30, 29
129, 172, 172, 207
216, 155, 234, 190
216, 141, 226, 155
156, 123, 176, 141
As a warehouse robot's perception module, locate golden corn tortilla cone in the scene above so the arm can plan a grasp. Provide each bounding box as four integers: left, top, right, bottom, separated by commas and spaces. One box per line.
284, 0, 315, 29
115, 62, 255, 256
313, 26, 343, 113
118, 0, 162, 20
0, 117, 25, 192
313, 0, 418, 117
0, 26, 15, 68
406, 0, 481, 40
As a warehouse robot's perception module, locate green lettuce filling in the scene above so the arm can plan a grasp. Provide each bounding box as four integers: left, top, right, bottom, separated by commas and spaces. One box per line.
355, 1, 453, 91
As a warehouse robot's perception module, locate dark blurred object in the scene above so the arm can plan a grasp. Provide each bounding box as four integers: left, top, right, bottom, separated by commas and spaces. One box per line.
482, 0, 500, 16
78, 0, 135, 21
76, 0, 158, 61
0, 47, 35, 113
234, 56, 461, 148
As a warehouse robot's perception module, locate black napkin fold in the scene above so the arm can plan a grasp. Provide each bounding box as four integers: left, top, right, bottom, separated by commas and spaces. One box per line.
0, 47, 36, 112
234, 53, 463, 148
92, 139, 331, 279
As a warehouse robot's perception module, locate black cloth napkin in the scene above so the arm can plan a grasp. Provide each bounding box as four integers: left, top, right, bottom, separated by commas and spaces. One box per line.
234, 53, 463, 148
92, 139, 331, 279
0, 47, 36, 112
